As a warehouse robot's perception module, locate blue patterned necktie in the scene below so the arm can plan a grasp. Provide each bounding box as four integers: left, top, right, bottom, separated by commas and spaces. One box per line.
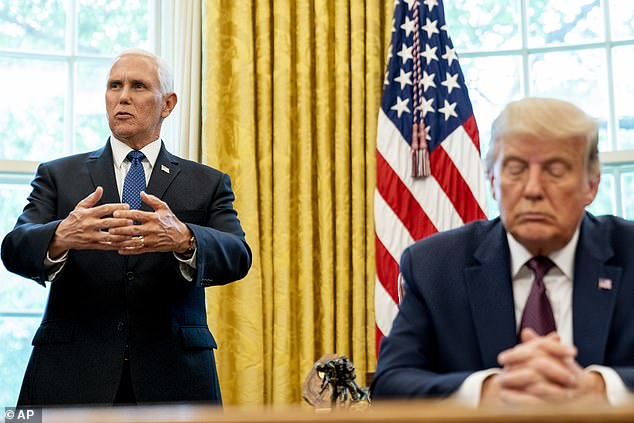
122, 150, 146, 210
519, 256, 556, 337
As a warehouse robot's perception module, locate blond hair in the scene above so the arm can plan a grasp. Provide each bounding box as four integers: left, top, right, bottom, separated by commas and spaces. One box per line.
486, 97, 599, 175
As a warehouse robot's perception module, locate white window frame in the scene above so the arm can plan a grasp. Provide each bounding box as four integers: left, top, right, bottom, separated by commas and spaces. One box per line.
454, 0, 634, 217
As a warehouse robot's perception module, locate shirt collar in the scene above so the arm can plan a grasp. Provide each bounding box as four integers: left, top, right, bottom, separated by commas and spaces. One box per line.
110, 135, 162, 170
507, 226, 580, 280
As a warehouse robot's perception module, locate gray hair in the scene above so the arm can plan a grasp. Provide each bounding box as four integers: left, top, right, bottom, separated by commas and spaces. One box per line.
112, 48, 174, 95
486, 97, 599, 176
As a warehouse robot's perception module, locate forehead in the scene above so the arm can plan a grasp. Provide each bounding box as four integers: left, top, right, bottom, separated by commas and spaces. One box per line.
497, 134, 586, 163
108, 54, 158, 82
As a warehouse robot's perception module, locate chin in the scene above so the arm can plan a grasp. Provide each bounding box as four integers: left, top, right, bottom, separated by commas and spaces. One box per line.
513, 230, 567, 255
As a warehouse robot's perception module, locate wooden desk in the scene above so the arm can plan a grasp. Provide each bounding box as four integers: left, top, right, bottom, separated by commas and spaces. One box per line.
41, 399, 634, 423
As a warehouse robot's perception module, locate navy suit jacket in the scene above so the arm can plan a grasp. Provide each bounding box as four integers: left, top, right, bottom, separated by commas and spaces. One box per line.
1, 140, 252, 406
371, 213, 634, 399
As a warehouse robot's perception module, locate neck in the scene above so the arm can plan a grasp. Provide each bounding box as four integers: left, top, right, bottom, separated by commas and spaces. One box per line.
115, 135, 160, 151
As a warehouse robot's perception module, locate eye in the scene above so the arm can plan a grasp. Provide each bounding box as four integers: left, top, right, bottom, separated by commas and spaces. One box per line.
134, 82, 146, 89
545, 161, 568, 177
109, 81, 121, 89
503, 159, 526, 177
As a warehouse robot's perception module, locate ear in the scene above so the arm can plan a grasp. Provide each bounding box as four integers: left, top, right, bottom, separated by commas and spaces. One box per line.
161, 92, 178, 118
489, 171, 497, 201
583, 171, 600, 206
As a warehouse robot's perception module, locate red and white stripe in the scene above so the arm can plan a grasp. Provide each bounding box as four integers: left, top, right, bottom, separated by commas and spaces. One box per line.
374, 108, 487, 351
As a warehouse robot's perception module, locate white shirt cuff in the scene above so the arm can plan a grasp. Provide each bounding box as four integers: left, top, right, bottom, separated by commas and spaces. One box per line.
450, 368, 502, 407
44, 249, 69, 281
173, 248, 197, 282
586, 365, 630, 405
45, 250, 68, 264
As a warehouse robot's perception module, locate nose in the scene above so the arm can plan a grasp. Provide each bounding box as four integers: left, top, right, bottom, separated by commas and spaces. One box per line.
118, 85, 131, 104
523, 165, 544, 200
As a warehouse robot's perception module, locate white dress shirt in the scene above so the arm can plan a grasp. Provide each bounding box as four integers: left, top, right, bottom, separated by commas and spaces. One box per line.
45, 136, 196, 280
451, 227, 628, 406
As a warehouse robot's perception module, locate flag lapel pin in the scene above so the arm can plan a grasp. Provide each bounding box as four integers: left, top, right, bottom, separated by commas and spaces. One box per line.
598, 278, 613, 291
161, 165, 170, 174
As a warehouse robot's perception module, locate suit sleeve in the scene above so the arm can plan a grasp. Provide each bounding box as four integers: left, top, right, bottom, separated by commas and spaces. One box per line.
1, 162, 63, 286
186, 173, 252, 287
370, 247, 471, 399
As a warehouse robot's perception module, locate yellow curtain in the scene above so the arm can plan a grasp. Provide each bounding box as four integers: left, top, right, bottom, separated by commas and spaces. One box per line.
201, 0, 393, 405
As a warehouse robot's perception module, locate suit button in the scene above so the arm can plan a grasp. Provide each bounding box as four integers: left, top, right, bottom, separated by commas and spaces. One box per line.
126, 271, 134, 280
117, 321, 125, 332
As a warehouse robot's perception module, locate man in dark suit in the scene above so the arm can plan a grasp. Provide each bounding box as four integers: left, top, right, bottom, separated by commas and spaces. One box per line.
371, 98, 634, 406
1, 49, 251, 406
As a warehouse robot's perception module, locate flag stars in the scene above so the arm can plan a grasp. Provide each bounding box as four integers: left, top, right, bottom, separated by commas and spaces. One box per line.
438, 99, 458, 121
421, 18, 439, 39
420, 70, 436, 92
441, 72, 460, 94
400, 16, 416, 37
394, 69, 413, 90
420, 44, 438, 64
423, 0, 438, 11
417, 97, 435, 117
397, 43, 414, 64
391, 96, 410, 118
403, 0, 416, 10
442, 46, 457, 66
424, 124, 432, 141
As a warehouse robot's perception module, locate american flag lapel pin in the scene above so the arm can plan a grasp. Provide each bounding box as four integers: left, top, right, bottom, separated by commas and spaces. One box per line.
598, 278, 612, 291
161, 165, 170, 174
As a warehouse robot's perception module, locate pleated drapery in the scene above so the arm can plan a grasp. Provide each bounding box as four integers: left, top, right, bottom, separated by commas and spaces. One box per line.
201, 0, 393, 405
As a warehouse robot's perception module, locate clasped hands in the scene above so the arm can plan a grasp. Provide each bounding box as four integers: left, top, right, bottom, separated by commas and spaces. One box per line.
48, 187, 192, 259
481, 328, 607, 406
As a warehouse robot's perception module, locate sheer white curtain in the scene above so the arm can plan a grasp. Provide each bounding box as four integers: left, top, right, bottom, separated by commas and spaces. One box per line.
159, 0, 202, 161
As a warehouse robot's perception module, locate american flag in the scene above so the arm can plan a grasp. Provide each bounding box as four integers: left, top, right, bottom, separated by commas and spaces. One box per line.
374, 0, 487, 352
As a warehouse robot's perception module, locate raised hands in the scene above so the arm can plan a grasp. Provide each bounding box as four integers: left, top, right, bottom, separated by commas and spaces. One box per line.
109, 191, 192, 255
49, 187, 134, 258
49, 188, 192, 257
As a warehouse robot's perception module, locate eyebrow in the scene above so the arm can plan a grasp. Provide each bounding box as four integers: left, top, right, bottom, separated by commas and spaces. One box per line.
107, 78, 150, 86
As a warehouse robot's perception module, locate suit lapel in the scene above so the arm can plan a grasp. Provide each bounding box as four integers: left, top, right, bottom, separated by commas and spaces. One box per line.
573, 214, 621, 366
464, 220, 518, 368
87, 139, 120, 205
141, 143, 181, 212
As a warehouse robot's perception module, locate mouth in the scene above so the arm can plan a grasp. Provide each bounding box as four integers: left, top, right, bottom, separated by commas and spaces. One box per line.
115, 112, 133, 118
516, 212, 553, 222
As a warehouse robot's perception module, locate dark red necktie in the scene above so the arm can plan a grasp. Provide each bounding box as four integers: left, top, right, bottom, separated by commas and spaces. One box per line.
519, 256, 556, 336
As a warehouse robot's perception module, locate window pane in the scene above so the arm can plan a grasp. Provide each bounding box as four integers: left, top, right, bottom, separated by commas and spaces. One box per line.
529, 49, 610, 151
0, 178, 48, 311
445, 0, 521, 52
0, 57, 66, 161
612, 45, 634, 150
75, 61, 110, 153
527, 0, 603, 47
610, 0, 634, 41
621, 172, 634, 219
0, 0, 67, 52
461, 56, 523, 157
0, 317, 41, 405
587, 172, 615, 216
77, 0, 150, 55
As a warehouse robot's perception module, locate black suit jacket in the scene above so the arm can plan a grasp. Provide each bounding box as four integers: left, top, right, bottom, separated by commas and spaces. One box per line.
371, 213, 634, 399
1, 140, 252, 406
